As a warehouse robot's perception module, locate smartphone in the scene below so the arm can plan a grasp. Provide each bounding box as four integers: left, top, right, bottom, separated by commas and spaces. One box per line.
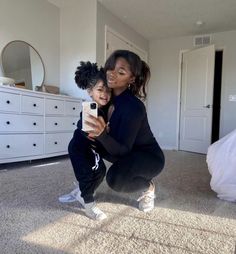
82, 101, 98, 132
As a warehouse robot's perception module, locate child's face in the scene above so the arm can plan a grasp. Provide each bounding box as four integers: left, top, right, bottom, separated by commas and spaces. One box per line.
88, 80, 111, 107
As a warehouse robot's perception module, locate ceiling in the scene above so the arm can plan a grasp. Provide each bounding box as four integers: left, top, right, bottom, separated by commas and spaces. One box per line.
98, 0, 236, 40
48, 0, 236, 40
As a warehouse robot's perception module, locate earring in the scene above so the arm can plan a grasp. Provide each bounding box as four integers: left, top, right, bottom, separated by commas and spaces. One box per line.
128, 82, 133, 89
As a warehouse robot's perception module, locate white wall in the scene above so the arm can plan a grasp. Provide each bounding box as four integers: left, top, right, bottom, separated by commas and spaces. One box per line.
0, 0, 60, 87
215, 31, 236, 137
96, 2, 149, 66
0, 0, 147, 100
149, 30, 236, 149
59, 0, 97, 99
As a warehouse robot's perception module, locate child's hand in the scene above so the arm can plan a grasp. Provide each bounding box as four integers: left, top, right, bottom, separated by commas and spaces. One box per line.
85, 115, 106, 138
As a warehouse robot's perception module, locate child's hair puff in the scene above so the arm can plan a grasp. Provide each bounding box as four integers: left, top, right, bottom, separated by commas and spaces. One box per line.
75, 61, 106, 90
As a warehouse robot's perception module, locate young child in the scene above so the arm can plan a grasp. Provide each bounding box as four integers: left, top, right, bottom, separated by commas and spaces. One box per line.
59, 61, 111, 221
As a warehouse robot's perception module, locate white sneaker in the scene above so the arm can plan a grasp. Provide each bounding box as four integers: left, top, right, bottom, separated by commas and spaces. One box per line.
84, 202, 107, 221
137, 182, 156, 212
59, 182, 85, 207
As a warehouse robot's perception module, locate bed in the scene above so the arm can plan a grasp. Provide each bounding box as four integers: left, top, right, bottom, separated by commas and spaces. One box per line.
207, 129, 236, 202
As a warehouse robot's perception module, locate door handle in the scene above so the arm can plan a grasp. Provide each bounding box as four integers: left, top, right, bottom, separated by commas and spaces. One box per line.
203, 104, 211, 108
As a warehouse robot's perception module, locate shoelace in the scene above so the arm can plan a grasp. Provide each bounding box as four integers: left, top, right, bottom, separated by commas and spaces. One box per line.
70, 181, 80, 196
91, 206, 101, 213
91, 149, 100, 170
73, 181, 79, 187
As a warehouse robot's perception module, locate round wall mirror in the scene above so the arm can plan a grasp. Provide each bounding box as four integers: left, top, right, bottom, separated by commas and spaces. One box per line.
1, 40, 45, 90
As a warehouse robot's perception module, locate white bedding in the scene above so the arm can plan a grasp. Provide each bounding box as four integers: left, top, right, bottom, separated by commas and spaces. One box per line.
206, 129, 236, 201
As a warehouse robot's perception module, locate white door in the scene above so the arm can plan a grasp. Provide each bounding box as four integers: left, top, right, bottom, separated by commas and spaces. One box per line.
106, 30, 148, 62
106, 30, 129, 60
179, 45, 215, 154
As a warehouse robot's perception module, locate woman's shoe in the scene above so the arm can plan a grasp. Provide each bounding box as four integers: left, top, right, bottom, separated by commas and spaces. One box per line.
137, 181, 155, 212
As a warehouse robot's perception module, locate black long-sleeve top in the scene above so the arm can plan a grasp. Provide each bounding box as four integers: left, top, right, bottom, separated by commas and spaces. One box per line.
97, 89, 161, 160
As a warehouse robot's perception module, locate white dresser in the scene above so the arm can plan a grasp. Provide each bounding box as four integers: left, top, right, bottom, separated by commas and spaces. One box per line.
0, 85, 82, 163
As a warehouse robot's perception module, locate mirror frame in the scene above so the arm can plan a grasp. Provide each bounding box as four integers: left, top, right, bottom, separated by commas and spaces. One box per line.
1, 40, 45, 88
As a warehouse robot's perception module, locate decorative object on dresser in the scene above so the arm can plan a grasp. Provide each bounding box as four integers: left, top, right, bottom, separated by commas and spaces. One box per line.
35, 84, 60, 94
0, 85, 82, 164
0, 76, 15, 86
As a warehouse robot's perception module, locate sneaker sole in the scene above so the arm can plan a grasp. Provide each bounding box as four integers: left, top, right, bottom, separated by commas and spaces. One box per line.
85, 211, 107, 221
58, 197, 77, 203
139, 205, 154, 212
140, 207, 154, 212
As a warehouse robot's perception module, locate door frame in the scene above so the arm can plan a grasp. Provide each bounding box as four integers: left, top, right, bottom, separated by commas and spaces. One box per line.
177, 46, 225, 151
215, 47, 226, 139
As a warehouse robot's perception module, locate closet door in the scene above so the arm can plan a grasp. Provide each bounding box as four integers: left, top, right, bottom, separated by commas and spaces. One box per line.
105, 29, 148, 62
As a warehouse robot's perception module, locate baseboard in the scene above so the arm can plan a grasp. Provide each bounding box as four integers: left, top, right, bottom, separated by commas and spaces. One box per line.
161, 146, 178, 151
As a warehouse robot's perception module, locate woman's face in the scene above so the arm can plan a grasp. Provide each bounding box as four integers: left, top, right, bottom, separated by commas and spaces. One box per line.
106, 57, 135, 96
88, 80, 111, 107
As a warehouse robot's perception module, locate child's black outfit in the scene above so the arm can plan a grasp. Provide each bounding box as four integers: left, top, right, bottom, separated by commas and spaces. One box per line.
68, 107, 108, 203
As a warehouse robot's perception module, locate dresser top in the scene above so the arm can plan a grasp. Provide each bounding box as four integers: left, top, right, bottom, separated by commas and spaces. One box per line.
0, 84, 81, 101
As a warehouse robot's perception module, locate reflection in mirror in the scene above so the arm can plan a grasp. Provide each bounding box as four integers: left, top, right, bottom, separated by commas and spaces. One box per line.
1, 40, 45, 90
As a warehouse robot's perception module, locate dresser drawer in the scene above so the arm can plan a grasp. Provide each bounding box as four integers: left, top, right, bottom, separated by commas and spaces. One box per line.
0, 114, 44, 133
65, 101, 81, 116
45, 117, 78, 132
45, 133, 72, 154
45, 99, 64, 115
0, 92, 20, 113
0, 134, 44, 159
21, 95, 44, 115
45, 117, 67, 132
65, 117, 78, 131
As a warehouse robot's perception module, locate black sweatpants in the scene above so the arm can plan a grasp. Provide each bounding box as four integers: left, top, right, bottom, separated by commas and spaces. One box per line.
68, 129, 106, 203
105, 149, 165, 193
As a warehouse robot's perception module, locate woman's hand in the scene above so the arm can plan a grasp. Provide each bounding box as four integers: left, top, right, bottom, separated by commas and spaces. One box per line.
85, 114, 106, 138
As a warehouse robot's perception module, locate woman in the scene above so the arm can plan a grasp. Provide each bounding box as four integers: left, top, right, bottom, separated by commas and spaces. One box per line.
86, 50, 165, 214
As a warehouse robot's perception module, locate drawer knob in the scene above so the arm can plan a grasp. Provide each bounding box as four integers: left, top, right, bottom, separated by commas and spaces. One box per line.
73, 107, 76, 110
54, 105, 58, 109
33, 143, 37, 147
54, 122, 58, 126
33, 103, 37, 107
73, 122, 75, 125
54, 141, 58, 145
6, 100, 10, 104
6, 121, 10, 125
33, 122, 37, 126
6, 145, 10, 148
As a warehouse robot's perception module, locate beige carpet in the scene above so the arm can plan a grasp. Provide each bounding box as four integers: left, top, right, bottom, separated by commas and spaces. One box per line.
0, 151, 236, 254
